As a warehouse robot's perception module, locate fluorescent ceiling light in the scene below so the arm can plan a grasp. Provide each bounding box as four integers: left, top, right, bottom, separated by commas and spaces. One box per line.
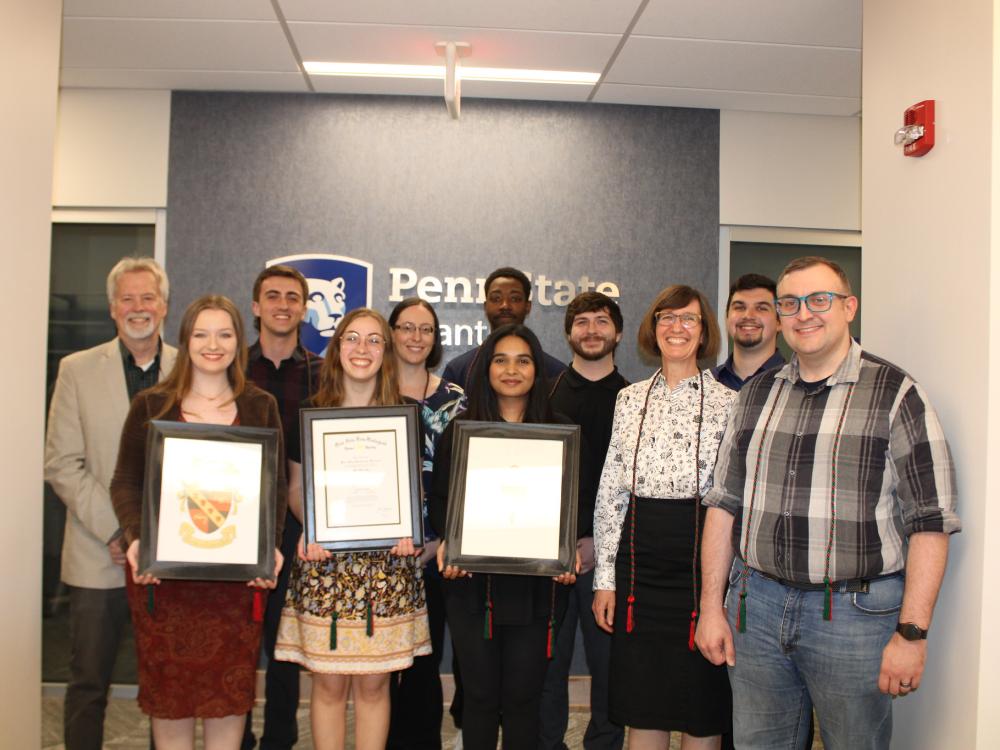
303, 61, 599, 85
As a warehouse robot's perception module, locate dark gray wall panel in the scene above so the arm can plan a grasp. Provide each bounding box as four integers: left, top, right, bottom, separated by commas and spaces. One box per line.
166, 92, 719, 382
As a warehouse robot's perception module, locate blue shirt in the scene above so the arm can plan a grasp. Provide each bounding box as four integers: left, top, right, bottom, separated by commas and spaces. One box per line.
711, 349, 785, 392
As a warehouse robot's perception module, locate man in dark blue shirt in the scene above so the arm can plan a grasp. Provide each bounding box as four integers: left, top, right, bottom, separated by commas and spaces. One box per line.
442, 266, 565, 389
711, 273, 784, 391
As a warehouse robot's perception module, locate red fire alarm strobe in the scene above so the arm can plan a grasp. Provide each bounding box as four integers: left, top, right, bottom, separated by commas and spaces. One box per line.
895, 100, 935, 157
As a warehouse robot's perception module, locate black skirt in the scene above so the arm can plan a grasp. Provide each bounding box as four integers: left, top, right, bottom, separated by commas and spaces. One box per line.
608, 496, 732, 735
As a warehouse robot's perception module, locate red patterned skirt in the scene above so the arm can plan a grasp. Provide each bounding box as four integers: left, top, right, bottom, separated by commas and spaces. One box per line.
125, 569, 265, 719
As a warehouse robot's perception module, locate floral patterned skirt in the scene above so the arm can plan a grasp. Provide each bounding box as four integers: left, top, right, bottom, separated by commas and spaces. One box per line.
274, 551, 431, 674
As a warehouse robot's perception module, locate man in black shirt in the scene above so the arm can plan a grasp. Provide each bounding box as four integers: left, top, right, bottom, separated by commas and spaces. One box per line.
539, 292, 627, 750
242, 265, 321, 750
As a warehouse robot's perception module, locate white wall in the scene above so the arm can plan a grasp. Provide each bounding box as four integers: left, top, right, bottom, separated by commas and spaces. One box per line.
53, 88, 170, 208
0, 1, 61, 747
720, 110, 861, 230
863, 0, 995, 747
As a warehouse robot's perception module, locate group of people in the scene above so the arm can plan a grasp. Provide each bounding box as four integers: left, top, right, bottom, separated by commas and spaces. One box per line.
44, 255, 959, 750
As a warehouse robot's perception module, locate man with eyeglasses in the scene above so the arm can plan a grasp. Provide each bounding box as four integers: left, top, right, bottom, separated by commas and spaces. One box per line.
242, 265, 322, 750
695, 256, 960, 749
442, 266, 566, 390
712, 273, 784, 391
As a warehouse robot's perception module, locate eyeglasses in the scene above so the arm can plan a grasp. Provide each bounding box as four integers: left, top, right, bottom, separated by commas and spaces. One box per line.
341, 332, 385, 349
774, 291, 849, 317
654, 311, 702, 329
393, 322, 436, 337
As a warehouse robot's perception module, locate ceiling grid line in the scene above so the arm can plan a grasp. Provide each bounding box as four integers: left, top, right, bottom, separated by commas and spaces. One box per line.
271, 0, 314, 92
586, 0, 652, 103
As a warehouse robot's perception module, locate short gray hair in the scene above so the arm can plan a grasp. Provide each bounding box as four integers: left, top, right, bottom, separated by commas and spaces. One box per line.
106, 257, 169, 305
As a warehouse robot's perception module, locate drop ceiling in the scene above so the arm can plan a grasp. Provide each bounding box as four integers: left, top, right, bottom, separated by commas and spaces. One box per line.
60, 0, 862, 116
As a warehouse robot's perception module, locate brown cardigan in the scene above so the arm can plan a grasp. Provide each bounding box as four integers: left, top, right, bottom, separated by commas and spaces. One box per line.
110, 384, 288, 548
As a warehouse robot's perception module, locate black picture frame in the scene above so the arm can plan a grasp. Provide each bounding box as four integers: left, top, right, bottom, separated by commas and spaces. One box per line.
139, 420, 279, 581
301, 404, 424, 551
444, 421, 580, 576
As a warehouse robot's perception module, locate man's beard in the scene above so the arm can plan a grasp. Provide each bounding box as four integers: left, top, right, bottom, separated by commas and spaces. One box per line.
123, 315, 157, 340
732, 323, 764, 350
571, 335, 618, 361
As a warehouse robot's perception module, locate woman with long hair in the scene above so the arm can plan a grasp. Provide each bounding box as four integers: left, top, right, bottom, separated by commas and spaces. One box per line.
274, 308, 431, 750
428, 323, 578, 750
592, 285, 736, 750
386, 297, 465, 749
110, 294, 286, 750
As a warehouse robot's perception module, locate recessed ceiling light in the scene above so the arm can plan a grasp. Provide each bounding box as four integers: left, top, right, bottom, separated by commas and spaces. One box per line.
303, 61, 598, 85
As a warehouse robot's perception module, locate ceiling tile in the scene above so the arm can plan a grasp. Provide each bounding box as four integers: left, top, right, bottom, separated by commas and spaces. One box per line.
633, 0, 861, 48
279, 0, 639, 34
64, 0, 277, 21
60, 68, 310, 92
593, 83, 860, 116
62, 18, 299, 72
608, 36, 860, 98
290, 22, 618, 72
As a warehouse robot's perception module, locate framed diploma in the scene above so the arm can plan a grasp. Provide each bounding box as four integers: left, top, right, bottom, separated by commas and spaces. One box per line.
139, 421, 279, 581
443, 421, 580, 576
300, 404, 423, 551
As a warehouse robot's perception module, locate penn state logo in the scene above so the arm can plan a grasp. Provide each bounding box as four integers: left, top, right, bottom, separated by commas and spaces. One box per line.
266, 254, 373, 356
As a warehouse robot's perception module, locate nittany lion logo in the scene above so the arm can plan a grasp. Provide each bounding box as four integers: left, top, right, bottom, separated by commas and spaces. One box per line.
266, 254, 373, 356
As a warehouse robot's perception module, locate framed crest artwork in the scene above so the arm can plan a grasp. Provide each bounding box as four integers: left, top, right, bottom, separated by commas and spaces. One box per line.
300, 404, 423, 551
139, 421, 279, 581
443, 421, 580, 576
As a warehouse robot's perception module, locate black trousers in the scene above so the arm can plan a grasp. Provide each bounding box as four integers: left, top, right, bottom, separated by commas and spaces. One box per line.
386, 563, 446, 750
64, 585, 130, 750
242, 517, 301, 750
446, 600, 550, 750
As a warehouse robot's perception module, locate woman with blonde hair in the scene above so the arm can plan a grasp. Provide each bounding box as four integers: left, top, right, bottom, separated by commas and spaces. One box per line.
111, 294, 286, 750
275, 308, 430, 750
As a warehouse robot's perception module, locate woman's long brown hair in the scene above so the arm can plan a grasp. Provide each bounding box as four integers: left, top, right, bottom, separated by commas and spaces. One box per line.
149, 294, 248, 418
313, 308, 401, 408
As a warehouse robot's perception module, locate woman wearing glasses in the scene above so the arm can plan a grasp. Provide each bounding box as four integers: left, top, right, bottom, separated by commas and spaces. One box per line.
275, 308, 430, 750
592, 286, 736, 750
386, 298, 465, 749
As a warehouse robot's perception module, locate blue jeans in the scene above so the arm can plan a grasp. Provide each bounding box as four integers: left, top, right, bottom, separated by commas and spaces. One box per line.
726, 566, 903, 750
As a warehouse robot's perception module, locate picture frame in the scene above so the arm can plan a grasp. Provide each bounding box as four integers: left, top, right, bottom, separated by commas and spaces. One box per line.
139, 420, 279, 581
443, 421, 580, 576
301, 404, 423, 551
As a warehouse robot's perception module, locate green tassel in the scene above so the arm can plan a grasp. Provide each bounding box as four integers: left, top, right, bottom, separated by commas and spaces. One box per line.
366, 599, 374, 637
146, 585, 154, 615
737, 591, 747, 633
329, 611, 338, 650
823, 576, 832, 621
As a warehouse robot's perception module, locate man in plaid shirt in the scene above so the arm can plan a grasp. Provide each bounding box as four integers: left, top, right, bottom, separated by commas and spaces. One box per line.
695, 256, 960, 750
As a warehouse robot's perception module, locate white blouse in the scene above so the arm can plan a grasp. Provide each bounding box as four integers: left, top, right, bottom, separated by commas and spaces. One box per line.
593, 369, 736, 591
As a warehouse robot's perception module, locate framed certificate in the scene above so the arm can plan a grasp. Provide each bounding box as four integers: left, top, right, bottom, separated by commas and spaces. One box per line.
443, 421, 580, 576
301, 404, 423, 551
139, 420, 279, 581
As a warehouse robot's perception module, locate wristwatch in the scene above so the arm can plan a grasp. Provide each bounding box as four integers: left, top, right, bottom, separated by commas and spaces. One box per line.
896, 622, 928, 641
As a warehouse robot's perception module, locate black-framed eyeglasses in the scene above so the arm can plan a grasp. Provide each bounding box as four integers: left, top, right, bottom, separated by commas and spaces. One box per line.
654, 311, 702, 329
393, 322, 436, 337
774, 291, 849, 316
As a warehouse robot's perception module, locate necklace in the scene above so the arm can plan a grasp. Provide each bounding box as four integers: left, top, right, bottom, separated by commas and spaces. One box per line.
190, 386, 231, 401
421, 368, 431, 402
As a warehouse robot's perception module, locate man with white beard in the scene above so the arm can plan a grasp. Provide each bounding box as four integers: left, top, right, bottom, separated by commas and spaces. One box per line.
45, 257, 176, 750
711, 274, 784, 391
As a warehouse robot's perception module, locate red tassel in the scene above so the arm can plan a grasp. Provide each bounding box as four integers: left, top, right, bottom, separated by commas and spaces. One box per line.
626, 594, 635, 633
252, 590, 265, 622
688, 610, 697, 651
546, 618, 554, 659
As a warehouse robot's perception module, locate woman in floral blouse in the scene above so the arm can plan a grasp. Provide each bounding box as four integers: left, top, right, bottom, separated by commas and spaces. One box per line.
386, 297, 465, 749
592, 285, 736, 750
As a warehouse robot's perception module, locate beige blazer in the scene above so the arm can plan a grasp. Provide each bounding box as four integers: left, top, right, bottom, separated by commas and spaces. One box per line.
44, 338, 177, 589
